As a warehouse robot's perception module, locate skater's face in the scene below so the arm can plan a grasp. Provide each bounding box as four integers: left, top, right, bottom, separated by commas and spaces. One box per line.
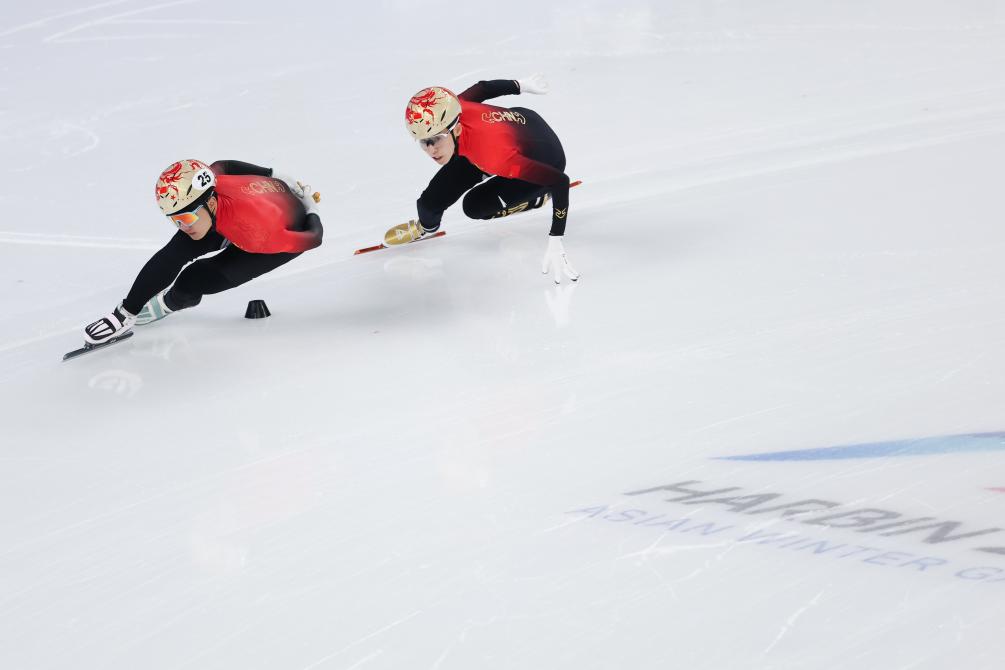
419, 124, 459, 165
168, 202, 213, 240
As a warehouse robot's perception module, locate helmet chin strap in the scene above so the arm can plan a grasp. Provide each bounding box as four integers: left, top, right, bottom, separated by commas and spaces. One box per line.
444, 115, 461, 153
205, 192, 218, 225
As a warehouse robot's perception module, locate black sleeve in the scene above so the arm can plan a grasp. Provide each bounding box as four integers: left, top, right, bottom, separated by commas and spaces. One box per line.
458, 79, 520, 103
504, 154, 572, 236
121, 229, 225, 314
548, 177, 571, 237
298, 213, 324, 251
210, 160, 272, 177
416, 156, 485, 231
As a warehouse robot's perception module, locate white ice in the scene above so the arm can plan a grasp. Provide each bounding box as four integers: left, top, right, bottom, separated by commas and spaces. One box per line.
2, 1, 1005, 668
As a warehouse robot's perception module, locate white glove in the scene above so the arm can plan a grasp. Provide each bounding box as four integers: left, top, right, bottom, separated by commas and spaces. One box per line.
84, 303, 136, 345
541, 236, 580, 284
296, 181, 321, 216
273, 171, 321, 215
517, 74, 550, 95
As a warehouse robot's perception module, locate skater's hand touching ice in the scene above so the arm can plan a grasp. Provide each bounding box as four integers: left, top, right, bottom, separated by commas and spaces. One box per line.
541, 236, 580, 284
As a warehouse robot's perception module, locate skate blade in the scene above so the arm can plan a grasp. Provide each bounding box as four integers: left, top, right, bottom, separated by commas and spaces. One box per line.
62, 331, 135, 362
354, 230, 446, 255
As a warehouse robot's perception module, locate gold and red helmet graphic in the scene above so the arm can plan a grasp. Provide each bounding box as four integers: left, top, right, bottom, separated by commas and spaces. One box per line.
155, 159, 215, 215
405, 86, 461, 140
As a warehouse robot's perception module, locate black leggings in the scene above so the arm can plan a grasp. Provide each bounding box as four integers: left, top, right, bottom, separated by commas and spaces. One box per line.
462, 178, 552, 219
165, 243, 299, 310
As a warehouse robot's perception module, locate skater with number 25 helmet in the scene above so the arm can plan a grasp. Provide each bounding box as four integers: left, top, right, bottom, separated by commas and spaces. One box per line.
82, 159, 324, 347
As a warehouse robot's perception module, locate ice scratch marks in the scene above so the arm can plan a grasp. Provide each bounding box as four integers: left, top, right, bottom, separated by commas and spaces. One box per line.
48, 121, 100, 157
616, 534, 734, 565
931, 351, 987, 386
448, 69, 489, 83
299, 610, 421, 670
344, 650, 383, 669
614, 524, 741, 596
2, 0, 252, 44
0, 231, 160, 250
428, 643, 454, 670
591, 93, 1005, 214
44, 0, 198, 43
0, 0, 132, 38
428, 617, 500, 670
169, 618, 264, 670
0, 121, 101, 172
762, 587, 827, 656
690, 403, 791, 434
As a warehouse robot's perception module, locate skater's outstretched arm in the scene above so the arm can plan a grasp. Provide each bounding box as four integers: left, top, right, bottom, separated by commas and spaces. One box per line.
210, 160, 272, 177
458, 79, 520, 103
459, 75, 549, 103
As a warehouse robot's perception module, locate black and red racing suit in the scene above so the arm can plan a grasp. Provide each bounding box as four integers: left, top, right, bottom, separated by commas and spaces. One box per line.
122, 160, 322, 314
416, 80, 571, 237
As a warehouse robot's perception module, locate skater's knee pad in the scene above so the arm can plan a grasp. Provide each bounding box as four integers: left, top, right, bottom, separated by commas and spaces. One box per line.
168, 261, 230, 309
164, 286, 201, 310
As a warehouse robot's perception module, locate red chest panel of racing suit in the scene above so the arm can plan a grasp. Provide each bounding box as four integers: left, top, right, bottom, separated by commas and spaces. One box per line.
456, 100, 532, 179
455, 99, 567, 190
214, 175, 311, 254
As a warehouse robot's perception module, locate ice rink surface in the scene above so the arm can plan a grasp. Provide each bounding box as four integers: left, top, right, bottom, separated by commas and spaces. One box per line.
2, 1, 1005, 668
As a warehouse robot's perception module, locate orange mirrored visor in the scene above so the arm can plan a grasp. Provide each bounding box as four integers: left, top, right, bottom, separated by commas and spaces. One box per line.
168, 211, 200, 228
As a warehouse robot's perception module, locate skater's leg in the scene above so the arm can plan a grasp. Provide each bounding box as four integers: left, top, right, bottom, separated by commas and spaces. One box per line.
166, 246, 300, 310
